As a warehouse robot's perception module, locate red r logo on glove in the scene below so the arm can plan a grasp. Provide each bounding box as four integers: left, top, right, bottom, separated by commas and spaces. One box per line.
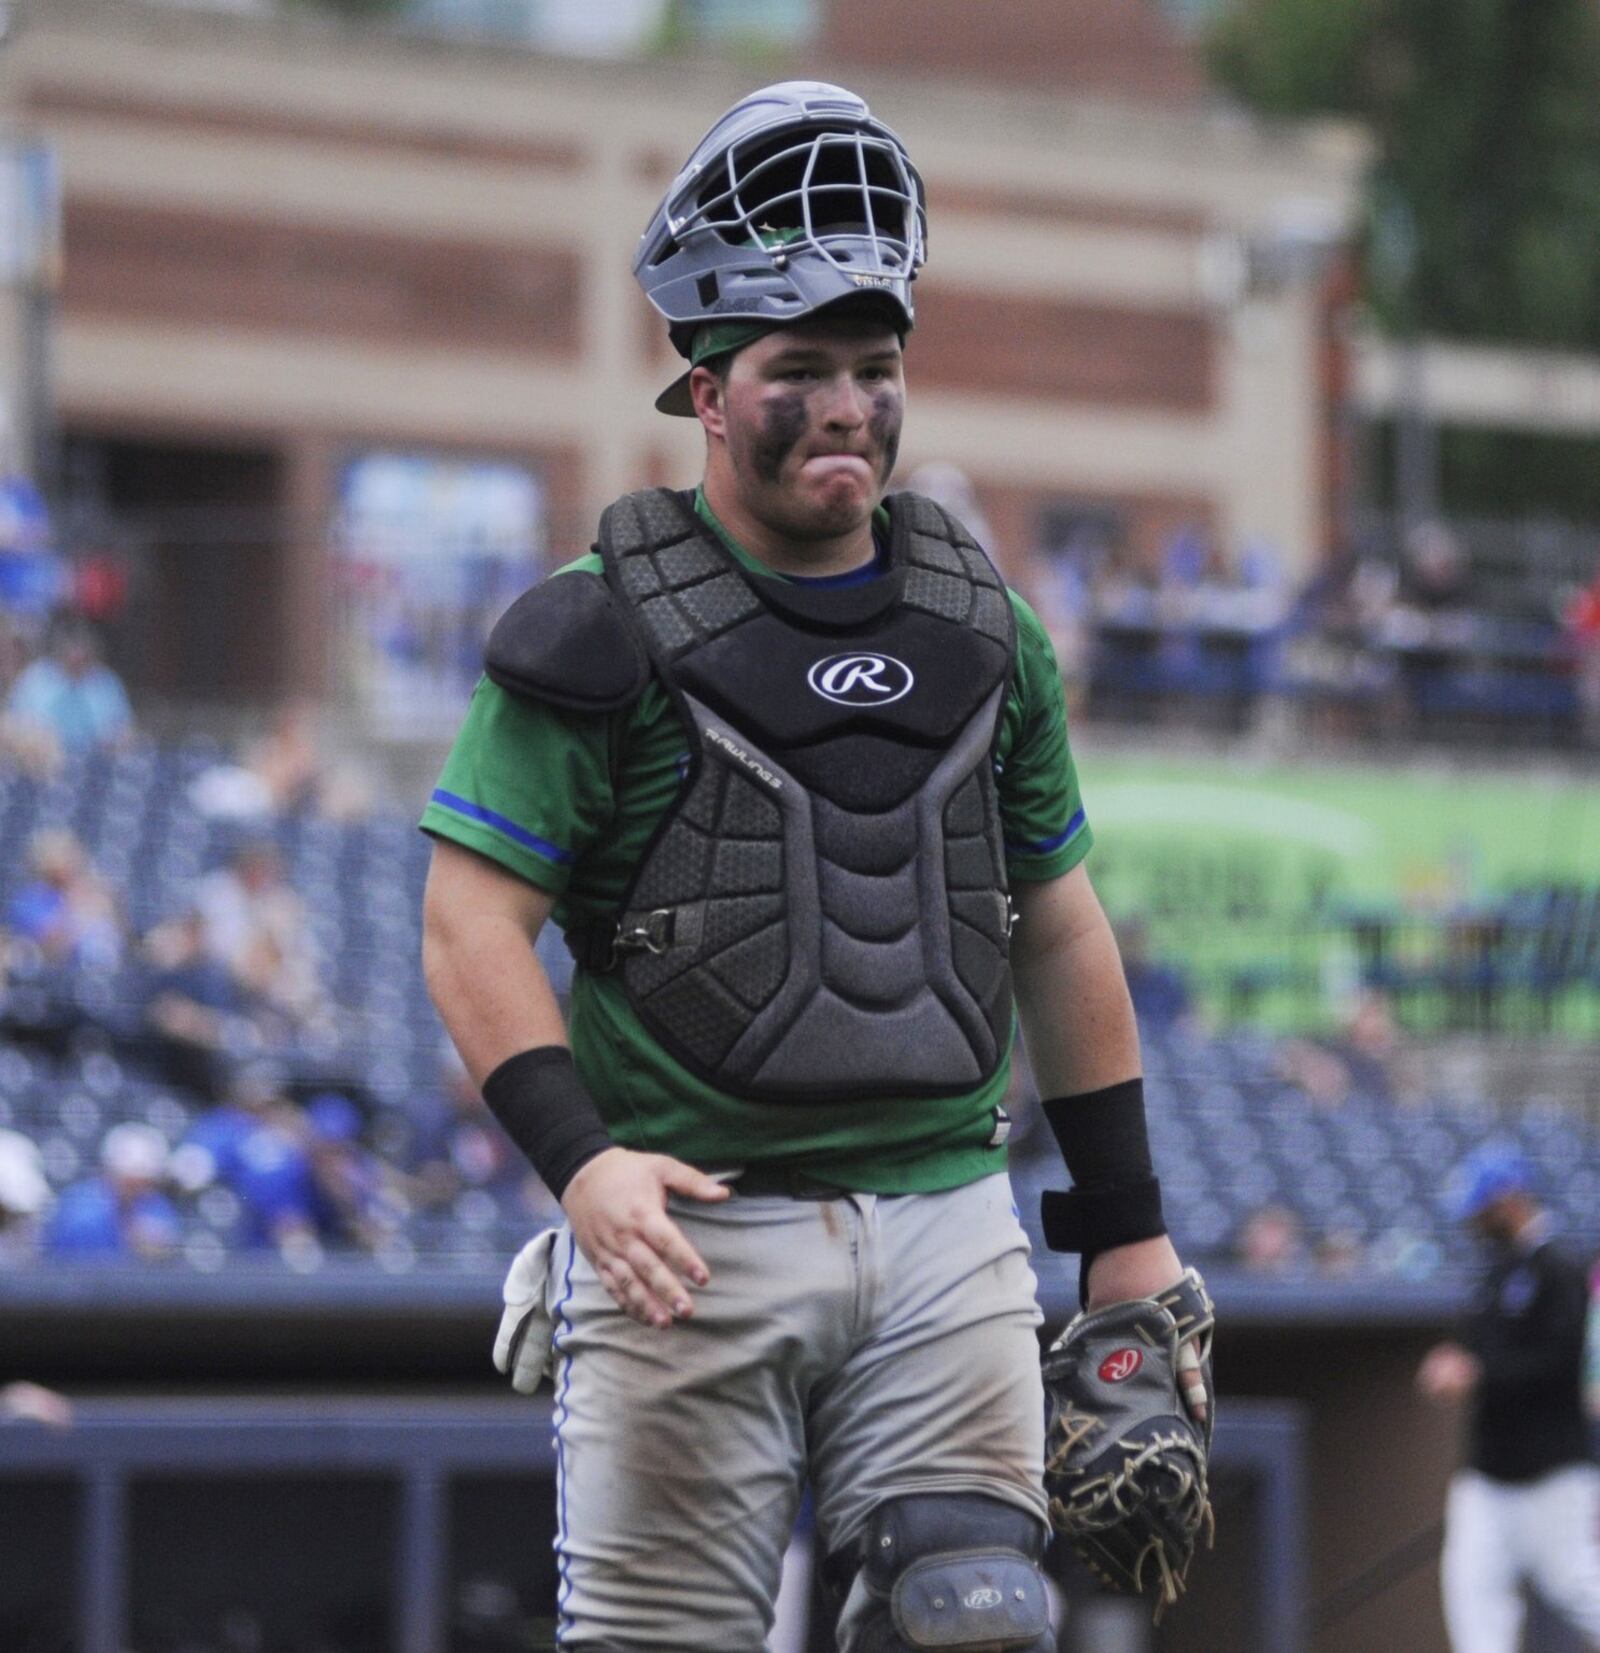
1098, 1348, 1143, 1383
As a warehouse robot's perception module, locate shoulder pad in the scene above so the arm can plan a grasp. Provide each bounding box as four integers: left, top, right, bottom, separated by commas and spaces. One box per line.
890, 490, 988, 561
485, 572, 649, 712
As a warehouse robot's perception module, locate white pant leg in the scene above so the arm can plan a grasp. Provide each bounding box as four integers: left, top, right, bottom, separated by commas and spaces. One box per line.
547, 1203, 844, 1651
1522, 1464, 1600, 1643
770, 1530, 813, 1653
1442, 1471, 1526, 1653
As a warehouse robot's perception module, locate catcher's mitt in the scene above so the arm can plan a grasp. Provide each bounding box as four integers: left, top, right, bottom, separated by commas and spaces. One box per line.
1041, 1266, 1215, 1616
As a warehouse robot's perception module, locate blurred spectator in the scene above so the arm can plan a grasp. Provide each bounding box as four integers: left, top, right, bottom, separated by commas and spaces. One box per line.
139, 908, 258, 1096
405, 1044, 521, 1208
1274, 1037, 1355, 1107
3, 619, 132, 771
302, 1091, 403, 1251
178, 1071, 397, 1259
1274, 992, 1403, 1108
194, 837, 324, 1028
177, 1065, 326, 1259
1383, 519, 1479, 729
1398, 518, 1473, 614
1160, 522, 1225, 591
4, 827, 124, 970
1366, 1226, 1443, 1280
1115, 917, 1193, 1036
1031, 518, 1111, 710
188, 699, 375, 824
0, 1126, 49, 1265
1292, 539, 1399, 636
170, 1061, 291, 1193
0, 1380, 73, 1428
1277, 539, 1398, 732
1314, 1227, 1364, 1279
223, 1112, 323, 1260
1337, 989, 1408, 1101
0, 454, 64, 639
0, 611, 29, 696
1234, 1203, 1306, 1275
43, 1121, 181, 1260
1237, 537, 1286, 597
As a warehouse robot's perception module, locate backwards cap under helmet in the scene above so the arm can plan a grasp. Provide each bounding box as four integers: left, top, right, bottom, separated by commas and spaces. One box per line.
635, 80, 927, 376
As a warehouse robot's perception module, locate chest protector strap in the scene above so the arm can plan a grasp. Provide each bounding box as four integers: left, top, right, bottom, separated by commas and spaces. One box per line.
585, 487, 1016, 1104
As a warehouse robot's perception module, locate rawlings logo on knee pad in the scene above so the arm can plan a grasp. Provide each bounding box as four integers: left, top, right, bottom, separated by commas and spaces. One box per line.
891, 1551, 1049, 1649
837, 1493, 1054, 1653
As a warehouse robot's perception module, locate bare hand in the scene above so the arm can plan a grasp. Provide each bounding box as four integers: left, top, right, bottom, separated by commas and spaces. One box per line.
1086, 1235, 1209, 1426
1417, 1342, 1480, 1403
561, 1147, 730, 1329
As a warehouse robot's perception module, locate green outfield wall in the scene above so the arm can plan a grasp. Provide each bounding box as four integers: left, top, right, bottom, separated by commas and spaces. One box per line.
1077, 754, 1600, 1031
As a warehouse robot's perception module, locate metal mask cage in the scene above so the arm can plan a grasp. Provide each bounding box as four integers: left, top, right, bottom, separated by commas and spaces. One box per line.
668, 125, 926, 280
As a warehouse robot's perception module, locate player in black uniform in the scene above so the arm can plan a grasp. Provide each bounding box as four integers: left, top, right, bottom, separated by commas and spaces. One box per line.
1418, 1140, 1600, 1653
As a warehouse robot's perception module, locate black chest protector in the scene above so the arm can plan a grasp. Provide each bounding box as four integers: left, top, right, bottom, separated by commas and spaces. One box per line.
506, 487, 1017, 1104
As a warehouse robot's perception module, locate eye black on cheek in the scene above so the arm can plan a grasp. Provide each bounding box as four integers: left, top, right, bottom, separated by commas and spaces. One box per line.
868, 388, 903, 478
750, 391, 810, 485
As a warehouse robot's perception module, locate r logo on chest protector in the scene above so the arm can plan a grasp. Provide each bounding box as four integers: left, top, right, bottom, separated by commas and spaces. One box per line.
807, 652, 914, 707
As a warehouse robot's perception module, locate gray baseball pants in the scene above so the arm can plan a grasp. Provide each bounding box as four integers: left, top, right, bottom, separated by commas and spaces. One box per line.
544, 1171, 1049, 1650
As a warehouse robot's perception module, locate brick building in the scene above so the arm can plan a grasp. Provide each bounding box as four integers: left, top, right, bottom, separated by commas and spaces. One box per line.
0, 0, 1365, 716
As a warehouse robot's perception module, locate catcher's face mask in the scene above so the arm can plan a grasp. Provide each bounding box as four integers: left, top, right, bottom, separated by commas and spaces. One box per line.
637, 79, 926, 416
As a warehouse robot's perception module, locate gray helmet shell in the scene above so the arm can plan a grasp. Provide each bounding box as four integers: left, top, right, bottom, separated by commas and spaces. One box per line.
636, 80, 927, 361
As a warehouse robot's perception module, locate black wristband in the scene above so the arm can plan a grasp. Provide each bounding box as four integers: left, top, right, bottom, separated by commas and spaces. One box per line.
1038, 1077, 1166, 1279
481, 1046, 614, 1201
1041, 1077, 1155, 1190
1039, 1180, 1166, 1256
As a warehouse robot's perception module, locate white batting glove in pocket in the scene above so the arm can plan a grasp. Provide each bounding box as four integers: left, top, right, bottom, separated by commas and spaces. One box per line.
493, 1229, 561, 1395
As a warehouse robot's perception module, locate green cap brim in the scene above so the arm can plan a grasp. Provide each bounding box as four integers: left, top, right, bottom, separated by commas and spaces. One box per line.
655, 369, 698, 417
656, 321, 777, 418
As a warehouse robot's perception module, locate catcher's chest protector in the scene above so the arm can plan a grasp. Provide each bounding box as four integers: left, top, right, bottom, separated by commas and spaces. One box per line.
598, 487, 1016, 1103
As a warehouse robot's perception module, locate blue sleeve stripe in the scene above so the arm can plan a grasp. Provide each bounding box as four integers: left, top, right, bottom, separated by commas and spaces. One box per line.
429, 788, 574, 866
1005, 807, 1087, 857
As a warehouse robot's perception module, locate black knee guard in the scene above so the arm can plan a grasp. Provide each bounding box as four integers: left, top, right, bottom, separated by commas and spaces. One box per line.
833, 1493, 1054, 1652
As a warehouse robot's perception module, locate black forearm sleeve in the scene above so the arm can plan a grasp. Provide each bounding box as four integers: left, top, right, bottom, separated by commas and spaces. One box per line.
481, 1046, 614, 1201
1038, 1078, 1166, 1258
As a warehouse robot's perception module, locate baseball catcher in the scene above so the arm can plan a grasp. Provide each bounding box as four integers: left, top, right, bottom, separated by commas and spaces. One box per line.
1042, 1267, 1216, 1616
424, 75, 1213, 1651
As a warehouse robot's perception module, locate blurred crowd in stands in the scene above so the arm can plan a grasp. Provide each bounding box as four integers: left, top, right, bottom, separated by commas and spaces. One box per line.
1017, 499, 1600, 747
0, 716, 565, 1273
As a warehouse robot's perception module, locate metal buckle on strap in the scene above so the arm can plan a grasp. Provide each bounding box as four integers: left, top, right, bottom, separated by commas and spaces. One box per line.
614, 908, 675, 958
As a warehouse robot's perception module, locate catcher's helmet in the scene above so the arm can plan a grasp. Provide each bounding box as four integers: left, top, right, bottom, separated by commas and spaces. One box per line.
636, 80, 927, 412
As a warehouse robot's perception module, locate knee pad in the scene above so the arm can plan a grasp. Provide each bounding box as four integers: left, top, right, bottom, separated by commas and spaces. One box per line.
834, 1493, 1053, 1653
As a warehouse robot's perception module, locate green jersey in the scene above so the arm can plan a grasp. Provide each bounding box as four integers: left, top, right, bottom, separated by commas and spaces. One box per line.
422, 492, 1092, 1192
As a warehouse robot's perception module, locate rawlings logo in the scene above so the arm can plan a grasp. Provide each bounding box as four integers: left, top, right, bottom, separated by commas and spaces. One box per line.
963, 1588, 1002, 1610
1098, 1348, 1143, 1383
806, 652, 914, 707
703, 726, 783, 792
